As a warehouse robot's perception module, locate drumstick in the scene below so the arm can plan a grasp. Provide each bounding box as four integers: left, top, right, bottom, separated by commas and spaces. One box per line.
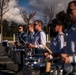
41, 42, 52, 54
36, 42, 52, 72
18, 41, 22, 46
32, 54, 43, 57
14, 41, 23, 47
35, 41, 52, 72
41, 42, 52, 73
20, 37, 27, 45
46, 62, 51, 72
36, 41, 41, 48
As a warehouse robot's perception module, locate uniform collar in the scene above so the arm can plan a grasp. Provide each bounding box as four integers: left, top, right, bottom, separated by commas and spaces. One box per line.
58, 32, 64, 35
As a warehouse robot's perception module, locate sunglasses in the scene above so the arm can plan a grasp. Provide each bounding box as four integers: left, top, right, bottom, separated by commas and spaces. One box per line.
28, 26, 31, 28
18, 28, 22, 29
34, 24, 38, 26
68, 8, 76, 12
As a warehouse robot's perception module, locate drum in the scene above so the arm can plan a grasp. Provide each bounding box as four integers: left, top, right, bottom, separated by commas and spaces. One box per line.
69, 72, 76, 75
24, 48, 35, 57
11, 48, 25, 64
50, 69, 63, 75
7, 46, 13, 57
3, 46, 12, 56
23, 57, 46, 75
68, 64, 76, 75
2, 40, 9, 47
50, 63, 63, 75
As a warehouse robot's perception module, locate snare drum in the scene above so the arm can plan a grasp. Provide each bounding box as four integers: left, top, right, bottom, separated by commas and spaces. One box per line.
50, 63, 63, 75
11, 48, 25, 64
2, 40, 8, 47
23, 57, 46, 75
24, 48, 35, 57
7, 46, 13, 57
23, 57, 38, 65
23, 57, 45, 75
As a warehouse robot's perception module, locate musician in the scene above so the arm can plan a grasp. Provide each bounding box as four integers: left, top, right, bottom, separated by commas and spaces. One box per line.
61, 1, 76, 64
27, 23, 35, 44
44, 20, 65, 59
17, 25, 27, 46
28, 20, 46, 57
16, 25, 27, 72
60, 2, 76, 74
58, 1, 76, 75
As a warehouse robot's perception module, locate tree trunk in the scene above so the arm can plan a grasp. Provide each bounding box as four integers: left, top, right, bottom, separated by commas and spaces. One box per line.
0, 23, 3, 41
0, 13, 3, 41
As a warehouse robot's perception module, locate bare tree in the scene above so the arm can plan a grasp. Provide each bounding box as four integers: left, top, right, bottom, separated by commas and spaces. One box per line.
43, 4, 55, 37
0, 0, 9, 41
43, 4, 55, 25
20, 9, 36, 25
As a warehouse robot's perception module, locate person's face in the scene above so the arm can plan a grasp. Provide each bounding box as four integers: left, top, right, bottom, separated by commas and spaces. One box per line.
69, 3, 76, 21
34, 22, 40, 31
18, 26, 23, 32
28, 25, 33, 32
55, 25, 60, 32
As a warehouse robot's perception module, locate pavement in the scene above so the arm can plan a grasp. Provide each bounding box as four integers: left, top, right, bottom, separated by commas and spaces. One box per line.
0, 43, 23, 75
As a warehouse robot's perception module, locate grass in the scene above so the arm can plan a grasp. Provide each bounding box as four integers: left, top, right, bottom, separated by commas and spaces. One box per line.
3, 37, 15, 41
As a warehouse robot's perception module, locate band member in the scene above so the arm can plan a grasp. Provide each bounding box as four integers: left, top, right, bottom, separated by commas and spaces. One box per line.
44, 20, 65, 75
16, 25, 27, 72
16, 25, 27, 47
61, 1, 76, 64
59, 1, 76, 75
44, 20, 65, 59
25, 24, 35, 56
27, 23, 35, 44
28, 20, 46, 57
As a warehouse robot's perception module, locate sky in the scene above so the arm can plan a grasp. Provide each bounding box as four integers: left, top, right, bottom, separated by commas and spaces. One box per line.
3, 0, 73, 24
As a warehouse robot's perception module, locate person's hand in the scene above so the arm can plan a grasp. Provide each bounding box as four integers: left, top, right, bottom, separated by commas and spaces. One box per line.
28, 43, 35, 48
61, 54, 70, 64
44, 52, 51, 59
17, 43, 21, 46
52, 52, 60, 57
26, 43, 29, 47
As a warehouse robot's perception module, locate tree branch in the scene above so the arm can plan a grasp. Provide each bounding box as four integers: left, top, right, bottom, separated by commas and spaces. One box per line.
2, 9, 9, 15
20, 11, 28, 23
